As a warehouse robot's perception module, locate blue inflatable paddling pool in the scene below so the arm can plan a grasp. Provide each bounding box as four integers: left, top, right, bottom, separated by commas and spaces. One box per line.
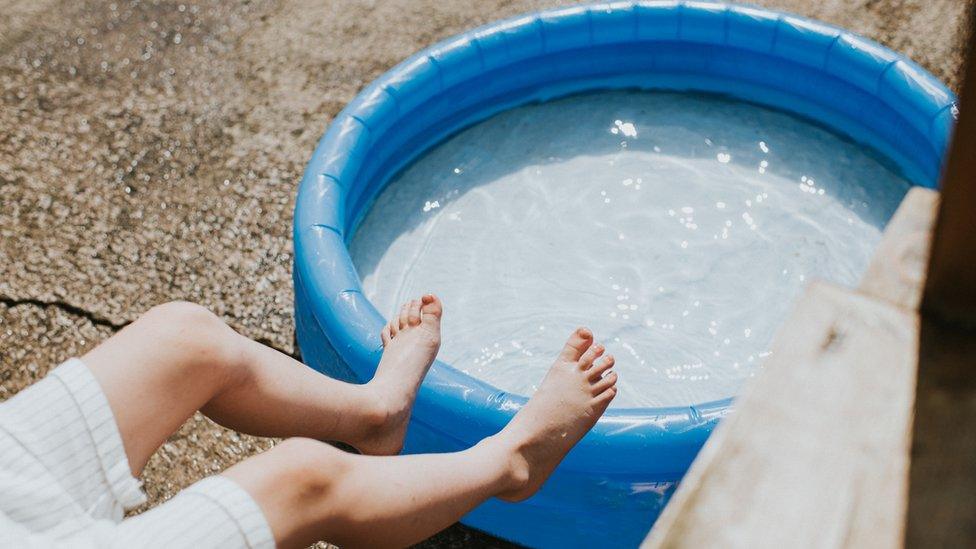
293, 2, 955, 546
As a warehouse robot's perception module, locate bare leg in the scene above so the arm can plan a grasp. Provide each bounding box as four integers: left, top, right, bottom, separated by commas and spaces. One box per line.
226, 328, 617, 548
82, 296, 442, 475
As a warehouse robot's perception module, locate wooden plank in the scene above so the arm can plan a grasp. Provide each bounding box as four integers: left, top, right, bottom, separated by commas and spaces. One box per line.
921, 8, 976, 324
907, 320, 976, 547
859, 187, 939, 310
643, 282, 917, 549
907, 8, 976, 547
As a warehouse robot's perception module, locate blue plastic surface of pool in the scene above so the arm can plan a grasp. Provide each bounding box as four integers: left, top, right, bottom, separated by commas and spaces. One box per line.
293, 3, 956, 546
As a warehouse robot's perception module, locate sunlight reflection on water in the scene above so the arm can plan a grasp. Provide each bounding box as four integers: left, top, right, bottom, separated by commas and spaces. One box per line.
351, 91, 910, 407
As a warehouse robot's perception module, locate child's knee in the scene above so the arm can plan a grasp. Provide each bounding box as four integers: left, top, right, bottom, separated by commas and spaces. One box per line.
223, 439, 356, 545
266, 438, 352, 499
139, 301, 245, 372
144, 301, 219, 327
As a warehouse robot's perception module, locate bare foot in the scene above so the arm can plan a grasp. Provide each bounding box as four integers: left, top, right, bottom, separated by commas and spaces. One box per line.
353, 294, 442, 456
494, 327, 617, 501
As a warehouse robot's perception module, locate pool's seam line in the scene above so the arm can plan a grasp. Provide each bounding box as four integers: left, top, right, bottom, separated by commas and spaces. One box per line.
876, 58, 900, 99
585, 5, 595, 46
675, 1, 684, 40
380, 85, 402, 117
533, 14, 547, 54
310, 223, 342, 237
822, 33, 843, 71
471, 34, 487, 72
721, 4, 731, 45
349, 114, 372, 139
769, 13, 783, 54
426, 54, 445, 93
629, 2, 639, 42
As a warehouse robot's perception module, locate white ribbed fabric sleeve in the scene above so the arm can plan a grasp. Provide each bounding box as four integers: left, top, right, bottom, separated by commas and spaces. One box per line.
111, 476, 275, 549
0, 358, 146, 535
1, 358, 275, 548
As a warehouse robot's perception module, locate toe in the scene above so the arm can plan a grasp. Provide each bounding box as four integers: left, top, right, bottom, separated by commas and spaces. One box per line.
577, 343, 605, 370
591, 370, 618, 395
407, 299, 422, 326
398, 302, 410, 330
558, 327, 593, 362
593, 386, 618, 406
588, 355, 615, 380
420, 294, 443, 321
388, 319, 399, 337
381, 324, 392, 346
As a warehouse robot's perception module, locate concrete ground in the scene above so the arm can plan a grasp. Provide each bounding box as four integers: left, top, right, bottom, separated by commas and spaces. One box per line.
0, 0, 970, 546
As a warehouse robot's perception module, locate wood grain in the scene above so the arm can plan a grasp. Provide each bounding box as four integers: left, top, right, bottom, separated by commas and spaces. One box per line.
860, 187, 939, 311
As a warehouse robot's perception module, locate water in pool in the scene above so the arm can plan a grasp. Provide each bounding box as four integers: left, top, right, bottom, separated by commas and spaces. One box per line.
350, 90, 911, 408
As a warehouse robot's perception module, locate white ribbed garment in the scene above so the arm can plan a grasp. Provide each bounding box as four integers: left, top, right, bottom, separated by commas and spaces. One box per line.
0, 358, 275, 549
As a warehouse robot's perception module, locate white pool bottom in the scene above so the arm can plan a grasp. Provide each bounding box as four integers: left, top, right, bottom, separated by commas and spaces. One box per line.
350, 91, 910, 408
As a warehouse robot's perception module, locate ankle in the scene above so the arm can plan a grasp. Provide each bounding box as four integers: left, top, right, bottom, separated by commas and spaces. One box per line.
346, 385, 412, 455
363, 390, 406, 429
361, 378, 412, 420
477, 434, 532, 497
